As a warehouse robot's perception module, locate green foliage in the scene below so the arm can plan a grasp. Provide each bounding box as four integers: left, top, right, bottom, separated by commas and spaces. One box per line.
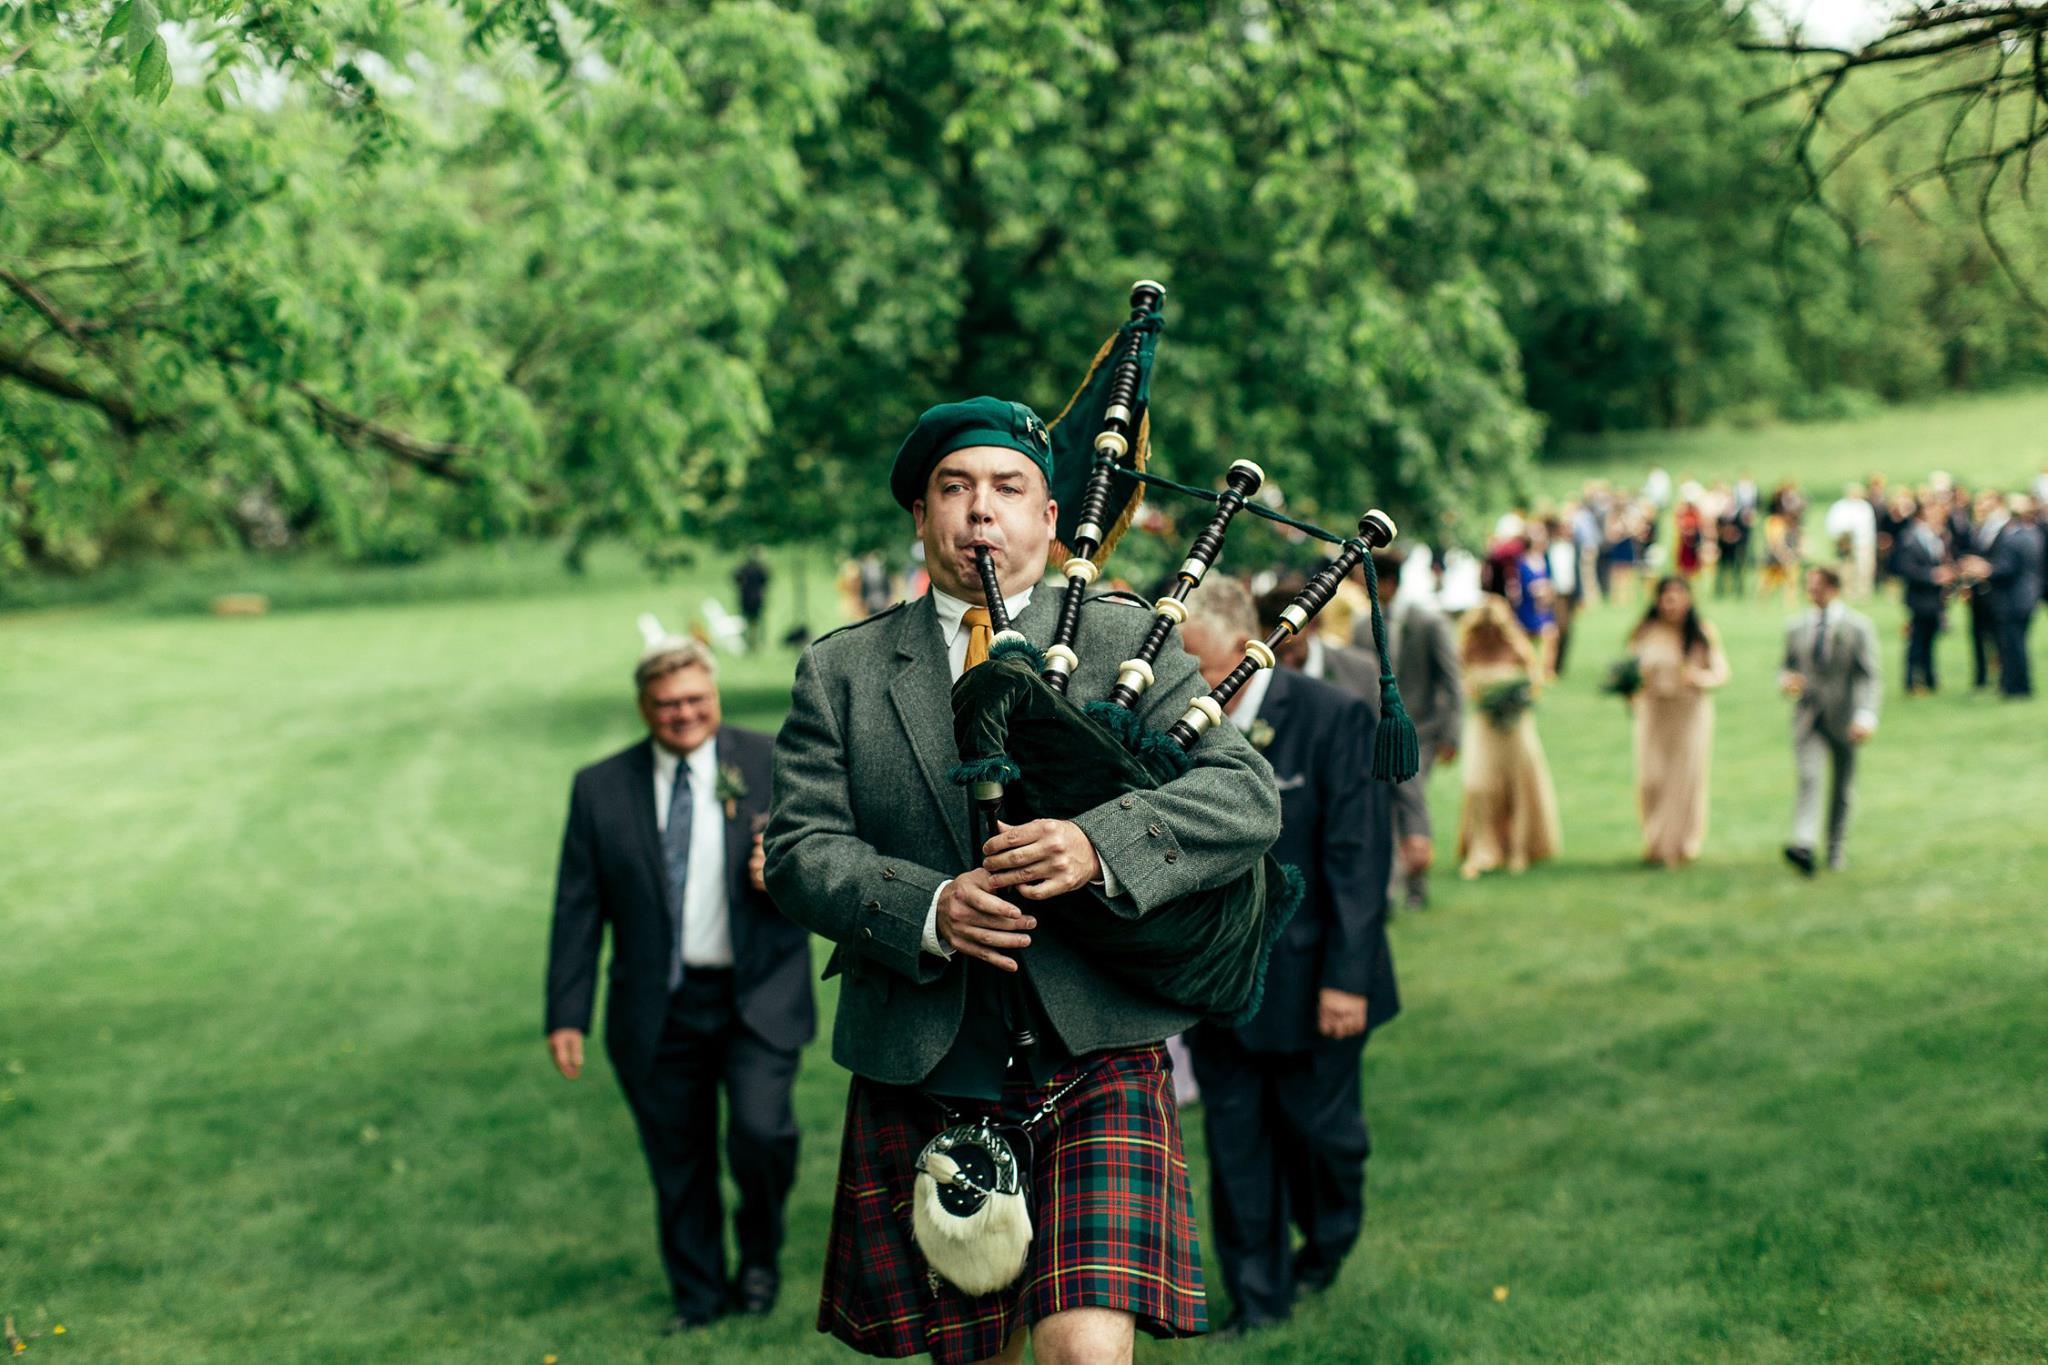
3, 0, 2043, 575
1523, 0, 2048, 437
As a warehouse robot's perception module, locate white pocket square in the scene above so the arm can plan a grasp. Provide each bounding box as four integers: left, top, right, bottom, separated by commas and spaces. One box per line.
1274, 774, 1307, 792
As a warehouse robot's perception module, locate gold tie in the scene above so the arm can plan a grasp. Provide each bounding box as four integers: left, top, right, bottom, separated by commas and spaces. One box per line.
963, 606, 993, 671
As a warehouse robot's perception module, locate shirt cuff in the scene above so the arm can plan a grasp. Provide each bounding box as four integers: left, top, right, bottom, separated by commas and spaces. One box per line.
922, 880, 957, 959
1853, 710, 1878, 733
1097, 862, 1124, 899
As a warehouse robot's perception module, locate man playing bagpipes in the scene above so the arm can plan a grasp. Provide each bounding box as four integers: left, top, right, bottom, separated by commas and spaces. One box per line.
766, 284, 1411, 1363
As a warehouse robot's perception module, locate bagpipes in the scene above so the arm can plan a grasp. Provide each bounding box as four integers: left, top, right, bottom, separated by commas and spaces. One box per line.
912, 280, 1417, 1299
946, 280, 1417, 1030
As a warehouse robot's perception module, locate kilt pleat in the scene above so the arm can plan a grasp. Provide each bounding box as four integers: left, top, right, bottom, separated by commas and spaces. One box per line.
818, 1044, 1206, 1362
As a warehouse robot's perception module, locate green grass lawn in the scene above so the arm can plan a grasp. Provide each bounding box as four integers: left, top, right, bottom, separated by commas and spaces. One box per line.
5, 397, 2047, 1363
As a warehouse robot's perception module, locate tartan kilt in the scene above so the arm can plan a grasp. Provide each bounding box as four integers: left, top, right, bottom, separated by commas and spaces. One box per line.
818, 1044, 1206, 1362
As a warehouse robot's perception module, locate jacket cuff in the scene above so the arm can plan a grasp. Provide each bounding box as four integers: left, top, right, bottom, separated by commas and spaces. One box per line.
1072, 791, 1185, 916
856, 860, 951, 983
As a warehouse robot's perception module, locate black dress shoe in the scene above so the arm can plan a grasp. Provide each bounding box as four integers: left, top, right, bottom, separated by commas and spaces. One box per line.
735, 1265, 778, 1316
1210, 1310, 1284, 1339
662, 1310, 719, 1335
1783, 845, 1816, 878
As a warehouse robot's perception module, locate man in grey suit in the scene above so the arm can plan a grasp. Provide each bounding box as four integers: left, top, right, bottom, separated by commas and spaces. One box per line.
1779, 565, 1881, 875
765, 397, 1280, 1363
1353, 550, 1463, 908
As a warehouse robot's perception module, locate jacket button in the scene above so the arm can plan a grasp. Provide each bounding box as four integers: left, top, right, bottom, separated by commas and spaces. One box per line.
865, 900, 880, 910
882, 867, 896, 880
1147, 823, 1162, 838
861, 926, 875, 940
1118, 797, 1134, 809
1163, 850, 1178, 863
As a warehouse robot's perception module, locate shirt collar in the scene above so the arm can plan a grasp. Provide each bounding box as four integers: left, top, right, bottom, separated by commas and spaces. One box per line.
1302, 635, 1327, 681
1816, 600, 1843, 626
931, 585, 1034, 643
1229, 665, 1275, 730
653, 734, 718, 782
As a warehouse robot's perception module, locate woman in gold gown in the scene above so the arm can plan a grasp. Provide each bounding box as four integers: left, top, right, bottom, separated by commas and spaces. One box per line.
1627, 576, 1730, 867
1457, 594, 1562, 879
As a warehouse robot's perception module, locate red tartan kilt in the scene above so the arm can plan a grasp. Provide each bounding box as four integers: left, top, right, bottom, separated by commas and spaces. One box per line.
818, 1045, 1206, 1362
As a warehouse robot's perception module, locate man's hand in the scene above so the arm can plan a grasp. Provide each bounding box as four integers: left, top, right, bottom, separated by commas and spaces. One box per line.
1847, 720, 1874, 744
547, 1028, 585, 1080
1399, 834, 1433, 876
1317, 989, 1368, 1041
1780, 671, 1806, 698
1435, 743, 1459, 765
747, 833, 767, 893
982, 819, 1102, 900
937, 867, 1036, 972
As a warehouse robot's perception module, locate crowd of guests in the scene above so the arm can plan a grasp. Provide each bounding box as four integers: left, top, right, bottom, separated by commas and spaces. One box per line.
1369, 464, 2046, 883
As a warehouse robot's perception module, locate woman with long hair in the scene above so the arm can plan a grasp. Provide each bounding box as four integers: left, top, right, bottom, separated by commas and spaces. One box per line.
1455, 594, 1563, 879
1627, 576, 1731, 867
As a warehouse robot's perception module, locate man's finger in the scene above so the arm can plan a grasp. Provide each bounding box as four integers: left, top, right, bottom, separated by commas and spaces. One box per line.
985, 859, 1054, 888
956, 883, 1024, 918
958, 943, 1019, 972
985, 820, 1054, 856
958, 924, 1032, 950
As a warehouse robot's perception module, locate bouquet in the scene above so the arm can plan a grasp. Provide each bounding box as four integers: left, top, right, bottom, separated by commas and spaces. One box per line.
1600, 656, 1644, 699
1477, 677, 1534, 731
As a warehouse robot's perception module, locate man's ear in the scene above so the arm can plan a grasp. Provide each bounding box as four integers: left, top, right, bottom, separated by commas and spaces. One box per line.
912, 499, 927, 537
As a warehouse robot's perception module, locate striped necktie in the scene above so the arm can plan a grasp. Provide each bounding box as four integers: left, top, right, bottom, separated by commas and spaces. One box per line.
662, 760, 692, 990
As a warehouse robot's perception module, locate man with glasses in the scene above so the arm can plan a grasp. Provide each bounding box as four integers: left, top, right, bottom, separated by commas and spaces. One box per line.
545, 637, 814, 1334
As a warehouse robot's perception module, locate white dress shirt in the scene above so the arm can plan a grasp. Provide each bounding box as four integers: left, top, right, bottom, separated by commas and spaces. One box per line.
652, 737, 734, 968
932, 583, 1034, 679
1301, 635, 1328, 683
1228, 661, 1275, 730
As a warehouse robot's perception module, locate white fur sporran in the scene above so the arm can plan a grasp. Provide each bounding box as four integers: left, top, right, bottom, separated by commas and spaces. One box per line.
912, 1119, 1033, 1295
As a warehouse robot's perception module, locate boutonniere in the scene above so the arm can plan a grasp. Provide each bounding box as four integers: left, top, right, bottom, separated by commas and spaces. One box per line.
1247, 719, 1276, 752
715, 762, 749, 819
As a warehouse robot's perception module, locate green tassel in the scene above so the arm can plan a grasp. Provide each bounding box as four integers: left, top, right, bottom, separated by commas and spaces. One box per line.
1361, 551, 1422, 783
1372, 675, 1421, 783
947, 754, 1022, 787
989, 637, 1047, 671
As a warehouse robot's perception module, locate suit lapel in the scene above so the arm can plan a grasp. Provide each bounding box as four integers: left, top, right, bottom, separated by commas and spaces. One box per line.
716, 729, 752, 962
625, 739, 668, 904
888, 595, 972, 868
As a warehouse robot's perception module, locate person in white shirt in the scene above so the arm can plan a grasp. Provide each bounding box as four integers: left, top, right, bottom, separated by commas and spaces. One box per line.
545, 637, 814, 1332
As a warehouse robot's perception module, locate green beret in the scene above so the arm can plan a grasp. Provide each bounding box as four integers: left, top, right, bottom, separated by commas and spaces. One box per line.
890, 396, 1054, 510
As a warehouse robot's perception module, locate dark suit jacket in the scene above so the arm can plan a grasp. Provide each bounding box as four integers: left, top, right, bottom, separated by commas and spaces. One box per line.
1232, 668, 1399, 1054
1985, 522, 2045, 615
546, 727, 815, 1087
1888, 523, 1949, 616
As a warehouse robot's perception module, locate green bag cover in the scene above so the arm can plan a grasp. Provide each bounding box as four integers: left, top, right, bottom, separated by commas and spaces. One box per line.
1045, 307, 1162, 564
950, 640, 1301, 1025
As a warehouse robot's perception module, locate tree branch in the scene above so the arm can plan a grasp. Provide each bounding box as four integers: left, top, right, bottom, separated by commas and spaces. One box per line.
0, 345, 166, 436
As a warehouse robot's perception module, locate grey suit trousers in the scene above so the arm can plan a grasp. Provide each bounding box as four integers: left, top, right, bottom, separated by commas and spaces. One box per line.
1791, 724, 1857, 858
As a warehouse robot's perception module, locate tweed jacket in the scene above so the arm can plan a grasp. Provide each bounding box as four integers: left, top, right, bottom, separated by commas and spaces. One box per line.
765, 588, 1282, 1086
1784, 607, 1881, 741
